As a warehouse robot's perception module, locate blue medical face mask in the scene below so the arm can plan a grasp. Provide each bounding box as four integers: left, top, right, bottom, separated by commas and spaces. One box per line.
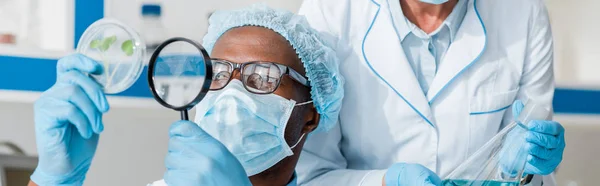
419, 0, 449, 5
194, 80, 310, 176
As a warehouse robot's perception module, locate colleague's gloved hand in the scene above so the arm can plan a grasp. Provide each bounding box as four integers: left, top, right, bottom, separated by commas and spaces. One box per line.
164, 120, 251, 186
31, 54, 109, 185
512, 100, 565, 175
383, 163, 442, 186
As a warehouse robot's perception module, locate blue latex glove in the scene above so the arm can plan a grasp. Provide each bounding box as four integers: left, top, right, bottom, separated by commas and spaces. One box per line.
512, 100, 565, 175
164, 120, 252, 186
384, 163, 442, 186
31, 54, 109, 185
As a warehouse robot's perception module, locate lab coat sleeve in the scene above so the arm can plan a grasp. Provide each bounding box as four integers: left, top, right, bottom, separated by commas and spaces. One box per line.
503, 1, 556, 186
296, 121, 387, 186
500, 0, 555, 129
519, 0, 555, 113
297, 0, 387, 185
297, 0, 341, 50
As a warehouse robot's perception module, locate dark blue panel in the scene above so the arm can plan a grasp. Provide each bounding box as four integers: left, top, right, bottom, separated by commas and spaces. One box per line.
74, 0, 104, 48
554, 88, 600, 115
0, 56, 152, 98
0, 56, 56, 92
116, 66, 153, 97
1, 55, 600, 113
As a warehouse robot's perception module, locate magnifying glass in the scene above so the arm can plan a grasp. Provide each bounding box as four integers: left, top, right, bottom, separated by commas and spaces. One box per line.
148, 37, 213, 120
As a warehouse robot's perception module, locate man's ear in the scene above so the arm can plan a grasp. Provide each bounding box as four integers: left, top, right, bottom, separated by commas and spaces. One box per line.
302, 105, 320, 134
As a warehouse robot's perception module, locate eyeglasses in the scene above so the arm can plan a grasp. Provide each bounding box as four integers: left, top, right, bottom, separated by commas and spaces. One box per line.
210, 59, 310, 94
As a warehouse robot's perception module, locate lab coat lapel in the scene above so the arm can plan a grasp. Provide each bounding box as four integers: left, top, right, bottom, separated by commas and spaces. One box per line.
427, 0, 486, 103
363, 0, 434, 125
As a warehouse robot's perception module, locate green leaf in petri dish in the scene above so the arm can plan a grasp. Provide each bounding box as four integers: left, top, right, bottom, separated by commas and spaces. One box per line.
100, 35, 117, 51
121, 40, 134, 56
90, 39, 101, 49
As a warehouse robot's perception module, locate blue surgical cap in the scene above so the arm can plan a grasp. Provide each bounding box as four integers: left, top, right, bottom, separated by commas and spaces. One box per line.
202, 4, 344, 133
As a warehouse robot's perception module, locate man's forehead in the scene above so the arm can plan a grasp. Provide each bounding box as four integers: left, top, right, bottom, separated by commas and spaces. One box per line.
211, 27, 306, 75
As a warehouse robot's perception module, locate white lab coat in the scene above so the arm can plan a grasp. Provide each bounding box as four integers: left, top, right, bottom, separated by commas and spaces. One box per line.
297, 0, 556, 185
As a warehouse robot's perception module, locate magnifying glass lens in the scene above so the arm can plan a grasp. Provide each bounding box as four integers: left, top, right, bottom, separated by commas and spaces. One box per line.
153, 42, 206, 108
148, 37, 212, 121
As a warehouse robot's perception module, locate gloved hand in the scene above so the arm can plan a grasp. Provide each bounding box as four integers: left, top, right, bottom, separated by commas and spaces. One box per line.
383, 163, 442, 186
512, 100, 565, 175
164, 120, 251, 186
31, 54, 109, 185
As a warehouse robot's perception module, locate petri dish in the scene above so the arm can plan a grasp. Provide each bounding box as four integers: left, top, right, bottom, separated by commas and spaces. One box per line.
76, 18, 146, 94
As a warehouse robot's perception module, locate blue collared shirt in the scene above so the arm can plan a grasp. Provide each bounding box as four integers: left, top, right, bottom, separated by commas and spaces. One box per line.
387, 0, 468, 94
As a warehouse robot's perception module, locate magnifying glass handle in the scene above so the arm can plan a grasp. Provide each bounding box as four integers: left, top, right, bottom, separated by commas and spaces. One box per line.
180, 110, 189, 120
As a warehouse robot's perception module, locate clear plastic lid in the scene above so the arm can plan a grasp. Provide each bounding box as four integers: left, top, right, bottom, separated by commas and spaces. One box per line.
516, 100, 551, 127
444, 100, 552, 185
76, 18, 146, 94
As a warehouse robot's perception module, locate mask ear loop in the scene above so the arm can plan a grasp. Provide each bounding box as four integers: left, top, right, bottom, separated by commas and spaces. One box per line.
289, 100, 312, 149
295, 100, 313, 106
290, 133, 306, 149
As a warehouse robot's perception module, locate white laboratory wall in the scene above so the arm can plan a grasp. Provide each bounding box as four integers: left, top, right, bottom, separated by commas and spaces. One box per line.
0, 0, 73, 51
546, 0, 600, 87
105, 0, 304, 43
552, 115, 600, 186
37, 0, 74, 51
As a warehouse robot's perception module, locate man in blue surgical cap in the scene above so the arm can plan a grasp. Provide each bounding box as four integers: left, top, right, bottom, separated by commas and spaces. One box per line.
28, 4, 343, 186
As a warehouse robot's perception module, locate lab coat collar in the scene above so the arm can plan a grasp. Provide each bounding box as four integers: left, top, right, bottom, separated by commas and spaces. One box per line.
363, 0, 435, 126
386, 0, 411, 41
446, 0, 469, 42
426, 0, 487, 103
